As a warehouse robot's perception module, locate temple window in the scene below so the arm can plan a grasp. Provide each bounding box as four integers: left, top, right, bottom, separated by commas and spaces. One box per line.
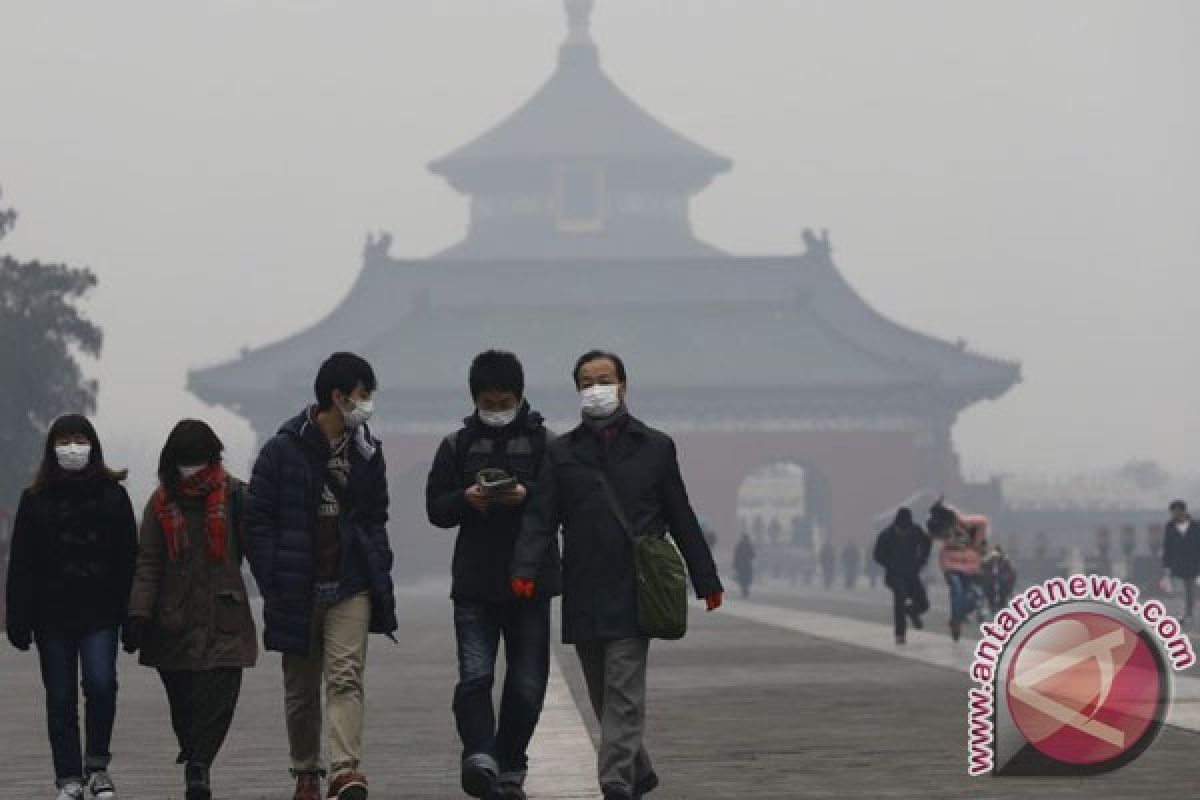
555, 166, 605, 232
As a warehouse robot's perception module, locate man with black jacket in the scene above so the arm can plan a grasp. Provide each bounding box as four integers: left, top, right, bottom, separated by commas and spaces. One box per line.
511, 350, 723, 800
873, 508, 932, 645
246, 352, 397, 800
1163, 500, 1200, 625
426, 351, 561, 800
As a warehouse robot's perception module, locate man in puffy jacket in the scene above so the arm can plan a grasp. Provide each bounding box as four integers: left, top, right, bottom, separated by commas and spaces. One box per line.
873, 508, 931, 645
246, 352, 397, 800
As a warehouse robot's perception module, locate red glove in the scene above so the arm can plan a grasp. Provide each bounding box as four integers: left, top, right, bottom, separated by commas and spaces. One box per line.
705, 592, 723, 612
512, 578, 536, 600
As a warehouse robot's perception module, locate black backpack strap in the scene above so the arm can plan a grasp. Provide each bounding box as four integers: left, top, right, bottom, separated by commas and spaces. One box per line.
445, 429, 472, 487
530, 425, 549, 478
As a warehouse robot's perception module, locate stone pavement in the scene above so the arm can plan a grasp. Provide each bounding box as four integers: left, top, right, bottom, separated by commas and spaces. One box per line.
3, 587, 1200, 798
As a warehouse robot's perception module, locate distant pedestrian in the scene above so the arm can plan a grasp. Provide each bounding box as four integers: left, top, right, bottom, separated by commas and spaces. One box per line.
819, 540, 836, 590
124, 420, 258, 800
425, 351, 561, 800
928, 500, 987, 641
733, 533, 756, 598
865, 553, 881, 589
980, 546, 1017, 614
246, 353, 397, 800
873, 509, 931, 645
4, 414, 136, 800
841, 542, 861, 590
511, 350, 724, 800
1163, 501, 1200, 625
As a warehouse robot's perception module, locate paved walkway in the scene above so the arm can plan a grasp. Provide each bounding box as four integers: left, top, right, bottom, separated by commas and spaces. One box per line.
4, 588, 1199, 798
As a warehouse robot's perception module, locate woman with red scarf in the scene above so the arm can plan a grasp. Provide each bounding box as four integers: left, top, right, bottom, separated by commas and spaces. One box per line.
124, 420, 257, 800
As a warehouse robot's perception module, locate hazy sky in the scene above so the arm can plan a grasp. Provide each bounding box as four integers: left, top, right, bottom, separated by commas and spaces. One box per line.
1, 0, 1197, 499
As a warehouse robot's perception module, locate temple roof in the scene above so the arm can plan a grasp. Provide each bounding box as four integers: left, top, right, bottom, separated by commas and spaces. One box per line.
187, 244, 1020, 420
428, 0, 731, 187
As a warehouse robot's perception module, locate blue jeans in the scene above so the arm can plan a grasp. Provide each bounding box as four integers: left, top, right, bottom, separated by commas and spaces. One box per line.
452, 599, 550, 784
35, 627, 119, 785
945, 572, 979, 624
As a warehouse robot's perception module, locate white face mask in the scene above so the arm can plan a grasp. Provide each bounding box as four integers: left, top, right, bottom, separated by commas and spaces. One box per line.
179, 464, 206, 479
580, 384, 621, 418
339, 396, 374, 429
479, 407, 519, 428
54, 443, 92, 472
1176, 520, 1190, 533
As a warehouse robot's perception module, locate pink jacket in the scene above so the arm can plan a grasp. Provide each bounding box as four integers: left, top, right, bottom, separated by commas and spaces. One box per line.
938, 513, 989, 575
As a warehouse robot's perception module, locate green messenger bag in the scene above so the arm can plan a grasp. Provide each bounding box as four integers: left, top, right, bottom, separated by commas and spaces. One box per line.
599, 472, 689, 640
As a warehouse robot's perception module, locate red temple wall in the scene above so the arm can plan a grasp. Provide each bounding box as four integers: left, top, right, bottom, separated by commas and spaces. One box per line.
377, 427, 964, 582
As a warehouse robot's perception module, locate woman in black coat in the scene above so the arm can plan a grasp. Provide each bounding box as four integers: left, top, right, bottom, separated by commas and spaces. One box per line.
5, 414, 137, 800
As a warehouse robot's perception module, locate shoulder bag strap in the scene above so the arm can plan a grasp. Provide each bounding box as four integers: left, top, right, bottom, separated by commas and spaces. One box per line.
597, 470, 637, 544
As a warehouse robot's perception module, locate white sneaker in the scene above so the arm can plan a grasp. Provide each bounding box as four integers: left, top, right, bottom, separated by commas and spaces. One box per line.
86, 770, 117, 800
55, 783, 84, 800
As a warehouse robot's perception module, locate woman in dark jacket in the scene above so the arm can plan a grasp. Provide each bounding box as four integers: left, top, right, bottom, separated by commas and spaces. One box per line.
123, 420, 258, 800
4, 414, 136, 800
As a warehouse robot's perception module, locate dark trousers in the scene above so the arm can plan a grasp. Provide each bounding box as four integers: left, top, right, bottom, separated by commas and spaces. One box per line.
887, 573, 929, 636
575, 638, 656, 797
35, 627, 119, 785
452, 598, 550, 784
1175, 574, 1197, 620
159, 668, 244, 767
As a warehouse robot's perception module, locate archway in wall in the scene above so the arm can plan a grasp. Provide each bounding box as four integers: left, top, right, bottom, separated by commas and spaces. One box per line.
735, 462, 832, 585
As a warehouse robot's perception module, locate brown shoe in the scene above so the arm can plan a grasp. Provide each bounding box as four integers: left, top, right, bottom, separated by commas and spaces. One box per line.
328, 771, 368, 800
293, 772, 322, 800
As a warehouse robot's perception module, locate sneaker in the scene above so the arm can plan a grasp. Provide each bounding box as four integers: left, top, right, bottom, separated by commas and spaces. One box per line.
86, 770, 116, 800
56, 783, 85, 800
494, 785, 527, 800
185, 763, 211, 800
327, 771, 368, 800
633, 772, 660, 798
293, 771, 322, 800
461, 755, 498, 799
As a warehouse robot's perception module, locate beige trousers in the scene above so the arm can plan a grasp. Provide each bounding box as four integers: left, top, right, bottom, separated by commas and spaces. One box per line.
283, 592, 370, 777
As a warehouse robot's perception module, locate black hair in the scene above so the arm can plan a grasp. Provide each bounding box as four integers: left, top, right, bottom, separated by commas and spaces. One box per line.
314, 352, 377, 411
926, 499, 957, 540
894, 507, 914, 527
30, 414, 127, 493
572, 349, 627, 388
469, 350, 524, 399
1170, 500, 1188, 512
158, 419, 224, 500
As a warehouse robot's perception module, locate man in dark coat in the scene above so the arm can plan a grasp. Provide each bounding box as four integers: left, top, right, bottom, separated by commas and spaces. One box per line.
511, 350, 724, 800
246, 352, 396, 800
841, 541, 861, 590
733, 533, 756, 598
819, 539, 836, 590
873, 508, 931, 645
426, 350, 562, 800
1163, 500, 1200, 625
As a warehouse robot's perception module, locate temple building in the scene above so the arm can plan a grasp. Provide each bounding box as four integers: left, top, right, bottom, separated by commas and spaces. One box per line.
189, 0, 1020, 576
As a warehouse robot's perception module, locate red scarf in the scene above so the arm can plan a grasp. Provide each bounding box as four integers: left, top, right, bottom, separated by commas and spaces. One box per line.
153, 464, 228, 562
